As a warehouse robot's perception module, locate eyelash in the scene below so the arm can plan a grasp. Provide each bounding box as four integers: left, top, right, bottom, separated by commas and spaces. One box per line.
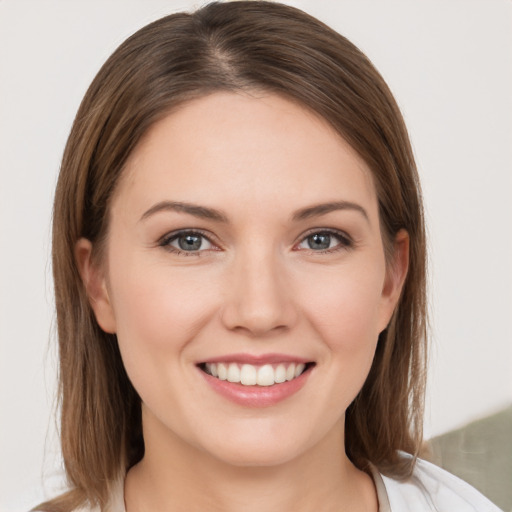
158, 229, 216, 256
158, 228, 354, 256
295, 229, 354, 254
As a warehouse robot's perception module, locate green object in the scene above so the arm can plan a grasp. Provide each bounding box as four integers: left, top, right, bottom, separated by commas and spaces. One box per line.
428, 405, 512, 511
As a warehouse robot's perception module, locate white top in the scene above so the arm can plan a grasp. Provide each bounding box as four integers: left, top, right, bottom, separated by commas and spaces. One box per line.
79, 457, 503, 512
370, 457, 503, 512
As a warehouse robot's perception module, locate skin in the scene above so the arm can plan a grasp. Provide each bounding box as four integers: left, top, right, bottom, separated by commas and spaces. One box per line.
77, 91, 408, 512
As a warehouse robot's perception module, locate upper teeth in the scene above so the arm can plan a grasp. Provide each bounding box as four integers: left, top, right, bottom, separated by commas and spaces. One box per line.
205, 362, 306, 386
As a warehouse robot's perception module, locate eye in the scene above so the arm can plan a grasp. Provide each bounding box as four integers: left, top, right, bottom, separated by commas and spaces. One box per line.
296, 230, 352, 252
160, 231, 214, 254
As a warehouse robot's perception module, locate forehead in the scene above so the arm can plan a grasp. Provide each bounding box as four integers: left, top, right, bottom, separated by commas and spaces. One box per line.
115, 91, 378, 220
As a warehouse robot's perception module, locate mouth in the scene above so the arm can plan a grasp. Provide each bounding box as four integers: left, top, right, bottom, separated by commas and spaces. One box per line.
198, 361, 315, 387
196, 354, 316, 407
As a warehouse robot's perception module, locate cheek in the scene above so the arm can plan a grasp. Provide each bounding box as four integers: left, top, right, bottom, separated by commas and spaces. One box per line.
107, 259, 223, 426
286, 264, 386, 425
107, 256, 218, 360
299, 265, 385, 352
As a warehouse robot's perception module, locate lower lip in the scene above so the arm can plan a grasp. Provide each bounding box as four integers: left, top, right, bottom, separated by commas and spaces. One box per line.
198, 366, 312, 407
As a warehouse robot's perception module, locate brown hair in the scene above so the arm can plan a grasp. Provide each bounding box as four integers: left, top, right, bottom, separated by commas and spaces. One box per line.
38, 1, 427, 510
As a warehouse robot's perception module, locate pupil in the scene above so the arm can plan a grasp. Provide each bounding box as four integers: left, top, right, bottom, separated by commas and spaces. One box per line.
178, 234, 202, 251
308, 233, 330, 250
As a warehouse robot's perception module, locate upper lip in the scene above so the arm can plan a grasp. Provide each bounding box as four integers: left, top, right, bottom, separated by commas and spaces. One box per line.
199, 353, 312, 365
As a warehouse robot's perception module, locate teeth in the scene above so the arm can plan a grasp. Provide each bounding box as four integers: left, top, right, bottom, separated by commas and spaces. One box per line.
256, 364, 274, 386
294, 363, 305, 378
204, 362, 308, 386
240, 364, 257, 385
217, 363, 228, 380
275, 364, 286, 383
227, 363, 241, 383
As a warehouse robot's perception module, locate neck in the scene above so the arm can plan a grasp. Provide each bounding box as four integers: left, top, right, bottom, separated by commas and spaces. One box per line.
124, 411, 378, 512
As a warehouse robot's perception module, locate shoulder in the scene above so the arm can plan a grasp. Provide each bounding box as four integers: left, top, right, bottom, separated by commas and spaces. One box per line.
381, 455, 503, 512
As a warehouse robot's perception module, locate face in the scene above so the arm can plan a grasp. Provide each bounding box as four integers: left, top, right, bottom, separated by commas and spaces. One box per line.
78, 92, 407, 468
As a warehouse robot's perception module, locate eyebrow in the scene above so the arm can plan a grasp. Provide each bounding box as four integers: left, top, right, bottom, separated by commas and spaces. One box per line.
140, 201, 229, 223
291, 201, 369, 223
139, 199, 369, 224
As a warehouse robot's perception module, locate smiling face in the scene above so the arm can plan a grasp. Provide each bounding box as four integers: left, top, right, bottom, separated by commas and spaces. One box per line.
77, 91, 407, 469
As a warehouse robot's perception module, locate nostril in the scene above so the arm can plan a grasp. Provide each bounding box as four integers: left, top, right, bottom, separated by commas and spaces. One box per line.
219, 272, 298, 335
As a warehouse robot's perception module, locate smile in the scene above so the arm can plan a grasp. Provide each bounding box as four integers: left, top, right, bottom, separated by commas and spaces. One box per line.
197, 355, 315, 407
202, 362, 309, 386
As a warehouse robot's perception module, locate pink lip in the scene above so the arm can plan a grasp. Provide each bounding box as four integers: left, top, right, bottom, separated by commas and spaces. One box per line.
199, 353, 311, 365
197, 361, 314, 408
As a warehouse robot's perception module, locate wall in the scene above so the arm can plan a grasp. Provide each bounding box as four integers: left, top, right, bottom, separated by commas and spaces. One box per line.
1, 1, 511, 510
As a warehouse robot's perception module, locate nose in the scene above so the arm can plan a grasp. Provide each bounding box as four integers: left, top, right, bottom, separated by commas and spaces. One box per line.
220, 248, 298, 337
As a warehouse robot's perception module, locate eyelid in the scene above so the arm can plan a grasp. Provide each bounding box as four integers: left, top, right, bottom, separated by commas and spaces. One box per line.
158, 229, 220, 254
157, 227, 353, 255
294, 228, 354, 252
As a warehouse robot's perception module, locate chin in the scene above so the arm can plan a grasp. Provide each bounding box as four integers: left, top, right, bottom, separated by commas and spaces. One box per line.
200, 424, 316, 468
213, 443, 302, 468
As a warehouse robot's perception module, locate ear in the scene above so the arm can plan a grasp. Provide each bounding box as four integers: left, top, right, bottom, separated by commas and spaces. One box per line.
75, 238, 117, 333
378, 229, 409, 332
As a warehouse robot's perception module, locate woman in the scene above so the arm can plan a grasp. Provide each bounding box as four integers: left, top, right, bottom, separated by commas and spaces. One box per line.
36, 1, 501, 511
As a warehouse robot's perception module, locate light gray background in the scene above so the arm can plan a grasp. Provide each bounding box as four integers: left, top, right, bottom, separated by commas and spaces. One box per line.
1, 1, 511, 510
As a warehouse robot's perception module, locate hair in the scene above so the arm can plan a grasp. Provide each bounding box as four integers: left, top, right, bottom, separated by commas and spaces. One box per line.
38, 1, 427, 510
